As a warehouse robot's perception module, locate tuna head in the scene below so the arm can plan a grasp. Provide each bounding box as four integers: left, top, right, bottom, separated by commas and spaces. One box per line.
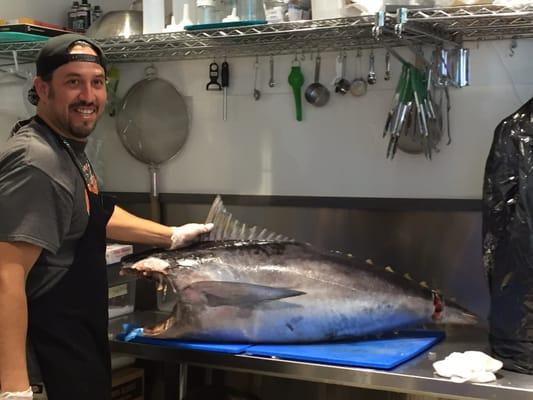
124, 255, 305, 340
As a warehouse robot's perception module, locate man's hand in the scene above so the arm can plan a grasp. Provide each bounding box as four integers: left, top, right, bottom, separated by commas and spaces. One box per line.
169, 223, 214, 250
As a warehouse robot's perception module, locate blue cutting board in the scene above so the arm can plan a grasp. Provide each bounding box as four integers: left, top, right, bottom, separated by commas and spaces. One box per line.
245, 330, 445, 370
115, 333, 252, 354
115, 330, 444, 368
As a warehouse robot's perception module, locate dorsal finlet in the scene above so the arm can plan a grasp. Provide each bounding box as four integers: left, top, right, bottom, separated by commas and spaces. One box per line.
385, 266, 394, 273
403, 273, 413, 281
365, 259, 374, 266
202, 195, 294, 243
419, 281, 429, 288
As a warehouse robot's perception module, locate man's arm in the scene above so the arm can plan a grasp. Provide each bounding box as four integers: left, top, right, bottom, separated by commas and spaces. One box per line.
106, 206, 212, 249
0, 242, 41, 392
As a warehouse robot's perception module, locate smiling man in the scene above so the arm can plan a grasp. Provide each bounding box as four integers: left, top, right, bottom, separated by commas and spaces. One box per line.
35, 41, 106, 140
0, 34, 212, 400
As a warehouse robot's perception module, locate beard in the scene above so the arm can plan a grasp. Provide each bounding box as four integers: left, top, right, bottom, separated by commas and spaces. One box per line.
48, 86, 101, 140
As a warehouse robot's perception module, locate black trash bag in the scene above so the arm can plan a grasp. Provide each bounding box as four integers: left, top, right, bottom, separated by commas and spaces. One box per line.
483, 97, 533, 374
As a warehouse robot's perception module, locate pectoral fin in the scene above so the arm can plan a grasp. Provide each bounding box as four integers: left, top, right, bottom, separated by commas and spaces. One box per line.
185, 281, 305, 307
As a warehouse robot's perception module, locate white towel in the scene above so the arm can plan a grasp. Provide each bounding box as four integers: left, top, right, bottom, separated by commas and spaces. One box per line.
433, 351, 503, 383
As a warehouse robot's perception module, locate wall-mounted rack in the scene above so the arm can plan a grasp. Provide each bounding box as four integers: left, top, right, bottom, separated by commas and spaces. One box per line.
0, 4, 532, 63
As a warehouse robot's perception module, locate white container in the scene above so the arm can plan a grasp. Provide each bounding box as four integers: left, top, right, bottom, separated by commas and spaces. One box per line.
197, 0, 217, 24
311, 0, 382, 20
238, 0, 266, 21
143, 0, 165, 34
311, 0, 343, 19
172, 0, 196, 24
264, 0, 288, 23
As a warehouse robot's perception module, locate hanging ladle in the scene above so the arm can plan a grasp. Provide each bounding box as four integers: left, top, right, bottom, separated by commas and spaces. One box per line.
304, 55, 330, 107
334, 53, 351, 95
253, 56, 261, 101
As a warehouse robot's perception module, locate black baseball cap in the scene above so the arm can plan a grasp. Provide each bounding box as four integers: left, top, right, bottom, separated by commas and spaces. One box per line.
36, 33, 107, 77
28, 34, 108, 105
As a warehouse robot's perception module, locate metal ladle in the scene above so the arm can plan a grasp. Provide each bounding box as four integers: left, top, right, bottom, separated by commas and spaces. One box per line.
304, 55, 330, 107
334, 53, 351, 95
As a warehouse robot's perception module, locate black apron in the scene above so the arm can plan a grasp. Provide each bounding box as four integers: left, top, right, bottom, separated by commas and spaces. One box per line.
27, 130, 115, 400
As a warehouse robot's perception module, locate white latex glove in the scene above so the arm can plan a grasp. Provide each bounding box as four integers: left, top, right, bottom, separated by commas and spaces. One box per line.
169, 223, 214, 250
0, 388, 33, 399
433, 351, 503, 383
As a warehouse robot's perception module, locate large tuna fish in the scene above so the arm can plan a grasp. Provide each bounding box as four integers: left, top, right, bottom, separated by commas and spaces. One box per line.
123, 196, 477, 343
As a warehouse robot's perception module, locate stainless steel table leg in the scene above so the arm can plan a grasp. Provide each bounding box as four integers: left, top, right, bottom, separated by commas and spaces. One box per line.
179, 363, 188, 400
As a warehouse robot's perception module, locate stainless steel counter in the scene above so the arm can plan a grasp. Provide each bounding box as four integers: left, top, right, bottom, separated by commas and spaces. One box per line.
109, 312, 533, 400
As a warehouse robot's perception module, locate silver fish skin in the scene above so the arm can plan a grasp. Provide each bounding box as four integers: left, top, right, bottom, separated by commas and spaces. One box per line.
124, 239, 477, 343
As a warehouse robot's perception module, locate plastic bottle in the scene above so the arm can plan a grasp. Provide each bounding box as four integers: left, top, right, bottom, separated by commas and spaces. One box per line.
68, 1, 80, 31
92, 5, 103, 25
238, 0, 266, 21
264, 0, 288, 23
143, 0, 166, 34
196, 0, 217, 24
78, 0, 91, 32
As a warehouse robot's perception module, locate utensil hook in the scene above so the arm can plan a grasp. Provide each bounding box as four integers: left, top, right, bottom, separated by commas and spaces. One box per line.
145, 64, 157, 79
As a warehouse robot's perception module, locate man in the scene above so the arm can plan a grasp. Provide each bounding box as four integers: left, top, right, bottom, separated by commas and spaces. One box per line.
0, 34, 212, 400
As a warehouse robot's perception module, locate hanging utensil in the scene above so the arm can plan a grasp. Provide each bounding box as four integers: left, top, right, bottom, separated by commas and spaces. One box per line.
384, 51, 391, 81
268, 55, 276, 88
116, 65, 189, 222
304, 55, 330, 107
221, 58, 229, 121
350, 49, 367, 97
334, 53, 351, 95
206, 61, 222, 91
367, 49, 377, 85
288, 58, 304, 121
253, 56, 261, 101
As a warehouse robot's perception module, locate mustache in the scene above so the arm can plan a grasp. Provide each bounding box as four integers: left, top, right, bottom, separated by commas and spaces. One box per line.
70, 101, 98, 109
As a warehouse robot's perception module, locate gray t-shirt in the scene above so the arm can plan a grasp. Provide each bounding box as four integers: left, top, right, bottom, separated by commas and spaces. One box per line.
0, 117, 91, 299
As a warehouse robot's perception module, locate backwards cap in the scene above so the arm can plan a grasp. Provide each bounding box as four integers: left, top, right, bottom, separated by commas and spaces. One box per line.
28, 34, 108, 106
36, 33, 108, 77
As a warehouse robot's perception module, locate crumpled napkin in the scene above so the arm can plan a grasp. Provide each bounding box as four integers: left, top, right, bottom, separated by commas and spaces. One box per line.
433, 351, 503, 383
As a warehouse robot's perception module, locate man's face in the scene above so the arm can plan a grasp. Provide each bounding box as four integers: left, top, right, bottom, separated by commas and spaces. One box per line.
35, 45, 107, 141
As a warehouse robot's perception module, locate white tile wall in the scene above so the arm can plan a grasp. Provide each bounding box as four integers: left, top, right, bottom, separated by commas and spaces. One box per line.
1, 1, 532, 199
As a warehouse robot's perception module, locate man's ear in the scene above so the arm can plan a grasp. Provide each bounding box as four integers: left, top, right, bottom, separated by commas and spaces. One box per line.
33, 77, 50, 103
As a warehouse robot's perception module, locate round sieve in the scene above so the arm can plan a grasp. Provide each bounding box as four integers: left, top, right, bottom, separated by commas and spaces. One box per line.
116, 65, 189, 221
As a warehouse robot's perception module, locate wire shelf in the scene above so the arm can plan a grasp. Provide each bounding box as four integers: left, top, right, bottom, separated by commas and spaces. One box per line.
1, 4, 532, 63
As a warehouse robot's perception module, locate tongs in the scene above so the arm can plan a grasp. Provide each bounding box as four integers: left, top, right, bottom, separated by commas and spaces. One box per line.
383, 63, 440, 160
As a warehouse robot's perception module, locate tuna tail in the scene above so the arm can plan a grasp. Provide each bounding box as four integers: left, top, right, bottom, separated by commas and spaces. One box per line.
202, 195, 294, 242
183, 280, 305, 307
435, 294, 478, 325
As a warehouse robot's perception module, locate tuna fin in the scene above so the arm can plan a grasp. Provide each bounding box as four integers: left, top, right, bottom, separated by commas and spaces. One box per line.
185, 280, 305, 307
202, 195, 294, 242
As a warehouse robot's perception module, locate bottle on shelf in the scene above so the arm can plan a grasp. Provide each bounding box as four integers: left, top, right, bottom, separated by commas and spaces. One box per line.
78, 0, 91, 32
68, 1, 80, 31
237, 0, 266, 21
92, 5, 103, 25
196, 0, 217, 24
264, 0, 289, 23
143, 0, 166, 33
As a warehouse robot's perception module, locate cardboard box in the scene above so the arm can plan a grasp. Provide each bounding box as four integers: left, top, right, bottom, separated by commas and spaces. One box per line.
112, 367, 144, 400
108, 280, 136, 318
106, 244, 133, 265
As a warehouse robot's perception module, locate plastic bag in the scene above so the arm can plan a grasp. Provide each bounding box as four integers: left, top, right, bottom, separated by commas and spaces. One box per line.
482, 97, 533, 374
